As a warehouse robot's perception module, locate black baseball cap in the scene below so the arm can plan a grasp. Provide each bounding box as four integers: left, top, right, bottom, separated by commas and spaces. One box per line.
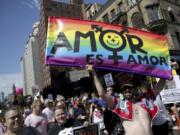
120, 83, 134, 91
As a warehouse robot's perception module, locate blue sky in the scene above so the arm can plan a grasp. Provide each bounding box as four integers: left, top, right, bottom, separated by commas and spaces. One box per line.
0, 0, 39, 74
0, 0, 107, 96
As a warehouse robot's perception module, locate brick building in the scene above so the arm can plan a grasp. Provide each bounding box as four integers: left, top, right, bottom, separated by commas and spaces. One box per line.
86, 0, 180, 69
38, 0, 85, 97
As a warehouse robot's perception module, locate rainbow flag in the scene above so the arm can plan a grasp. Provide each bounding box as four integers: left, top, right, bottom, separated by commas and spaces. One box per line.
46, 16, 172, 79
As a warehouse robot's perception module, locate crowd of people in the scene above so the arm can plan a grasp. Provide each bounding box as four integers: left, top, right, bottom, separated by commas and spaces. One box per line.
0, 65, 180, 135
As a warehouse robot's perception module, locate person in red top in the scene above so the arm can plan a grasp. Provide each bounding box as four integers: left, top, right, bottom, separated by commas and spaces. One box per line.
86, 65, 166, 135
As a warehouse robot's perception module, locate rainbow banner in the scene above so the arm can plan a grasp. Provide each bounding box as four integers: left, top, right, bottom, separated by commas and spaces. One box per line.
46, 17, 172, 79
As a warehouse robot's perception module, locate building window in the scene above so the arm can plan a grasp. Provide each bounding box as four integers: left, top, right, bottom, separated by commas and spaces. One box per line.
146, 5, 159, 22
131, 12, 144, 28
52, 3, 58, 8
128, 0, 137, 8
118, 2, 125, 12
175, 32, 180, 46
92, 11, 95, 16
168, 7, 176, 23
102, 13, 109, 23
89, 14, 92, 19
45, 7, 52, 11
110, 9, 116, 18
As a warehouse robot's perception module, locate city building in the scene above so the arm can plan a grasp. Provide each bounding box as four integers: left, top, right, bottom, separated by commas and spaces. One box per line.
84, 3, 103, 20
38, 0, 88, 97
21, 22, 41, 95
87, 0, 180, 63
0, 92, 4, 103
7, 93, 14, 104
22, 0, 180, 97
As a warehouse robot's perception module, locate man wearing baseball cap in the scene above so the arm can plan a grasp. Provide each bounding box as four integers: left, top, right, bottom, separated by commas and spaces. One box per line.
86, 65, 166, 135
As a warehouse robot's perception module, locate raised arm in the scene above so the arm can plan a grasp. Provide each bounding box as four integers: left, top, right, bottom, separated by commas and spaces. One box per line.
86, 65, 114, 108
152, 59, 176, 96
152, 78, 166, 96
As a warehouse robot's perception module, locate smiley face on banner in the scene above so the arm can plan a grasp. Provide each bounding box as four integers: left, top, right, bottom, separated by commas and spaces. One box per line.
100, 30, 126, 50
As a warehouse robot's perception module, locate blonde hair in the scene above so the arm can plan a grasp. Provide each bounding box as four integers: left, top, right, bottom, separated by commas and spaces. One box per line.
55, 105, 67, 115
56, 101, 65, 108
31, 99, 43, 109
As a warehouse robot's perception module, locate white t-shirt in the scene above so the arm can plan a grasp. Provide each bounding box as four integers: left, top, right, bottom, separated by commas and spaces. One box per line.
24, 113, 48, 135
42, 107, 55, 122
165, 75, 180, 89
174, 75, 180, 89
93, 108, 105, 130
153, 95, 168, 125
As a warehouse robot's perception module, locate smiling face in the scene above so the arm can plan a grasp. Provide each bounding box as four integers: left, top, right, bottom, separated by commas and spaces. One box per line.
55, 108, 67, 125
5, 109, 23, 133
103, 32, 123, 49
121, 84, 134, 100
123, 87, 133, 100
106, 87, 113, 95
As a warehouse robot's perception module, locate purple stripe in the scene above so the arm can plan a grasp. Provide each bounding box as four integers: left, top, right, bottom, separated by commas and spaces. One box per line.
46, 57, 172, 79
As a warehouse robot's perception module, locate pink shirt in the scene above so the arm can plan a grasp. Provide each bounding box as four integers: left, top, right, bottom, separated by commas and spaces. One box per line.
24, 113, 48, 135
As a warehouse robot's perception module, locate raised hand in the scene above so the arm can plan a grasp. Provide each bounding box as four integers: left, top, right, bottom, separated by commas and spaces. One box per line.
85, 64, 93, 70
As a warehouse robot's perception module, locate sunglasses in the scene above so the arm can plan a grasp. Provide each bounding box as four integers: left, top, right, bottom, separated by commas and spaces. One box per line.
122, 87, 133, 93
107, 88, 113, 91
124, 90, 133, 93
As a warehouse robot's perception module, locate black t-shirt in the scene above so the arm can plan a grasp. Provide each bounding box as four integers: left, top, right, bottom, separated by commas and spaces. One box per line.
47, 119, 82, 135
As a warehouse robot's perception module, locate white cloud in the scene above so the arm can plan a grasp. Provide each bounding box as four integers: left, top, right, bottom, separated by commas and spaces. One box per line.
0, 73, 22, 97
22, 1, 33, 9
22, 0, 40, 10
31, 0, 40, 10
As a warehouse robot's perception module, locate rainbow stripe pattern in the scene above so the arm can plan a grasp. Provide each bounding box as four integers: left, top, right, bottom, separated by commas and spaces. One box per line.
46, 16, 172, 79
